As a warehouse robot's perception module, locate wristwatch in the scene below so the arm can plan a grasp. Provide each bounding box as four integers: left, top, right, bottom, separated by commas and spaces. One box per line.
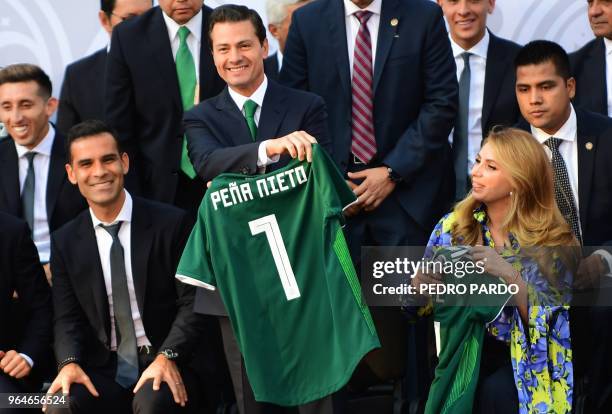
386, 166, 402, 183
158, 348, 179, 361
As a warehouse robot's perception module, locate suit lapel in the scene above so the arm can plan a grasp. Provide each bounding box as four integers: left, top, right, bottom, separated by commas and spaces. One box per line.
149, 8, 182, 111
258, 81, 288, 141
373, 0, 400, 94
198, 6, 216, 103
590, 38, 607, 113
75, 213, 111, 344
576, 110, 596, 232
46, 130, 66, 222
482, 33, 506, 136
325, 0, 351, 101
0, 141, 21, 215
130, 198, 152, 319
216, 88, 258, 145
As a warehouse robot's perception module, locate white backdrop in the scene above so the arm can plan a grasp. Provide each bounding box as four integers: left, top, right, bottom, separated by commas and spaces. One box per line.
0, 0, 595, 100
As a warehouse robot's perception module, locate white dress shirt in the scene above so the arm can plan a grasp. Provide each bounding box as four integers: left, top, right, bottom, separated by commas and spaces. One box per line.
450, 31, 489, 174
162, 8, 202, 83
530, 104, 580, 221
227, 76, 280, 168
344, 0, 381, 77
15, 124, 53, 263
532, 105, 612, 271
604, 37, 612, 117
90, 191, 152, 350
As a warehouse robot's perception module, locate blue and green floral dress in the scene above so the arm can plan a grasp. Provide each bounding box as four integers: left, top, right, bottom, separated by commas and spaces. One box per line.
424, 207, 573, 414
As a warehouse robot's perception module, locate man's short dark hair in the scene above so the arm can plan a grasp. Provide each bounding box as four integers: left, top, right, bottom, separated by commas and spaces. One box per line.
208, 5, 267, 46
514, 40, 571, 80
0, 64, 52, 99
66, 120, 123, 163
100, 0, 116, 16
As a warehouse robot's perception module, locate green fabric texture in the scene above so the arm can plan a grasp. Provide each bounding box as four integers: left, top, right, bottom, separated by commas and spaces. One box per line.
425, 246, 512, 414
243, 99, 258, 141
176, 145, 380, 405
176, 26, 197, 179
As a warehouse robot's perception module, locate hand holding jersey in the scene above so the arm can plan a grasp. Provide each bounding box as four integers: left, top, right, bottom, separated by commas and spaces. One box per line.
265, 130, 318, 162
176, 145, 379, 405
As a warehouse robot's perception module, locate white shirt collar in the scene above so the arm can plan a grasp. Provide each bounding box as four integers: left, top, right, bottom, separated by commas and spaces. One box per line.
276, 50, 283, 70
228, 76, 268, 111
90, 190, 133, 227
604, 37, 612, 56
530, 104, 577, 144
14, 122, 55, 158
343, 0, 382, 17
450, 30, 489, 60
162, 7, 202, 44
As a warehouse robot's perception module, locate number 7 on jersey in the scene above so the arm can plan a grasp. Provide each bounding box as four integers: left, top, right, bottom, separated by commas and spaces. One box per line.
249, 214, 301, 301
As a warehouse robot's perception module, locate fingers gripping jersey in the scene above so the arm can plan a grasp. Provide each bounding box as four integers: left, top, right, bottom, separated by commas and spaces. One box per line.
176, 145, 380, 405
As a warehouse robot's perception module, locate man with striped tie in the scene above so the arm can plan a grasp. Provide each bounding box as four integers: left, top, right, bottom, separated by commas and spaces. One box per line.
280, 0, 458, 397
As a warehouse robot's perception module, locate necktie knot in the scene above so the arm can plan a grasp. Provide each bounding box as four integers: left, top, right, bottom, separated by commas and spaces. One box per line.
178, 26, 190, 44
24, 151, 36, 165
243, 99, 258, 118
544, 137, 562, 151
461, 52, 472, 66
100, 221, 122, 240
354, 10, 372, 25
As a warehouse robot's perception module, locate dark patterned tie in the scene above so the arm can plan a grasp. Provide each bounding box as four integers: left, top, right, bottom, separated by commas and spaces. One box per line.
454, 52, 471, 200
351, 10, 377, 164
544, 138, 582, 244
100, 222, 139, 388
21, 152, 36, 232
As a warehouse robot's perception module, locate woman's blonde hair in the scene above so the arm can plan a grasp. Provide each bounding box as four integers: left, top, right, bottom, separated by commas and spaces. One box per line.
452, 128, 579, 278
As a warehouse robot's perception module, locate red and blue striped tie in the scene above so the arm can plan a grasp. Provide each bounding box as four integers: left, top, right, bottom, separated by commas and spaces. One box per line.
351, 10, 377, 164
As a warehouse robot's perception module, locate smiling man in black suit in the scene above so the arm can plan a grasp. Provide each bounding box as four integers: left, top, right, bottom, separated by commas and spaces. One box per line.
437, 0, 521, 199
0, 64, 86, 274
46, 120, 204, 414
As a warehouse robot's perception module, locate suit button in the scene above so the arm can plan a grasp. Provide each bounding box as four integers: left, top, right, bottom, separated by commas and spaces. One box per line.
241, 167, 250, 175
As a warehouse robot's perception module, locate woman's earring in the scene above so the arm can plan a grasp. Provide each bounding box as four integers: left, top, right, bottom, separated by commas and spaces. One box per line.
509, 191, 513, 196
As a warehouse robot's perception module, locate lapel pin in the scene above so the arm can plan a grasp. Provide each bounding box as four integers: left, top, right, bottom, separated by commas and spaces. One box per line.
585, 142, 593, 151
391, 18, 399, 27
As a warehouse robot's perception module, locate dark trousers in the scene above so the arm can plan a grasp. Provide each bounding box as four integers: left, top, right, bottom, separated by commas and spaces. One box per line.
0, 373, 39, 414
218, 317, 337, 414
174, 171, 206, 220
46, 349, 199, 414
475, 361, 518, 414
345, 185, 429, 385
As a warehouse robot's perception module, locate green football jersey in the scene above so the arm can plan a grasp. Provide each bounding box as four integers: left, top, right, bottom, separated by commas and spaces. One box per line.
176, 145, 380, 406
425, 246, 512, 414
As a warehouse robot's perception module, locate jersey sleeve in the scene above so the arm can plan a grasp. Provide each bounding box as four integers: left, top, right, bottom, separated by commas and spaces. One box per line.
175, 210, 216, 290
312, 144, 357, 212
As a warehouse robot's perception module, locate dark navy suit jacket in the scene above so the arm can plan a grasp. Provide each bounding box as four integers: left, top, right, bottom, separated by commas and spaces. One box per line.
570, 38, 608, 116
105, 6, 225, 202
280, 0, 458, 231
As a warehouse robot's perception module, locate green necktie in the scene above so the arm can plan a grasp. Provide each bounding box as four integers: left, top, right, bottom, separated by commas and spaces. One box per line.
243, 99, 258, 141
176, 26, 197, 179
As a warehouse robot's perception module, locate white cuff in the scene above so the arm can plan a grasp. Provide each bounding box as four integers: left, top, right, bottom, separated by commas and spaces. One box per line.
257, 140, 281, 167
175, 274, 216, 290
19, 353, 34, 369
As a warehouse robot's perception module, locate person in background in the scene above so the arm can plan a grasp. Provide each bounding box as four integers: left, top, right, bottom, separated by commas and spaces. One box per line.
437, 0, 521, 200
263, 0, 310, 80
56, 0, 152, 134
